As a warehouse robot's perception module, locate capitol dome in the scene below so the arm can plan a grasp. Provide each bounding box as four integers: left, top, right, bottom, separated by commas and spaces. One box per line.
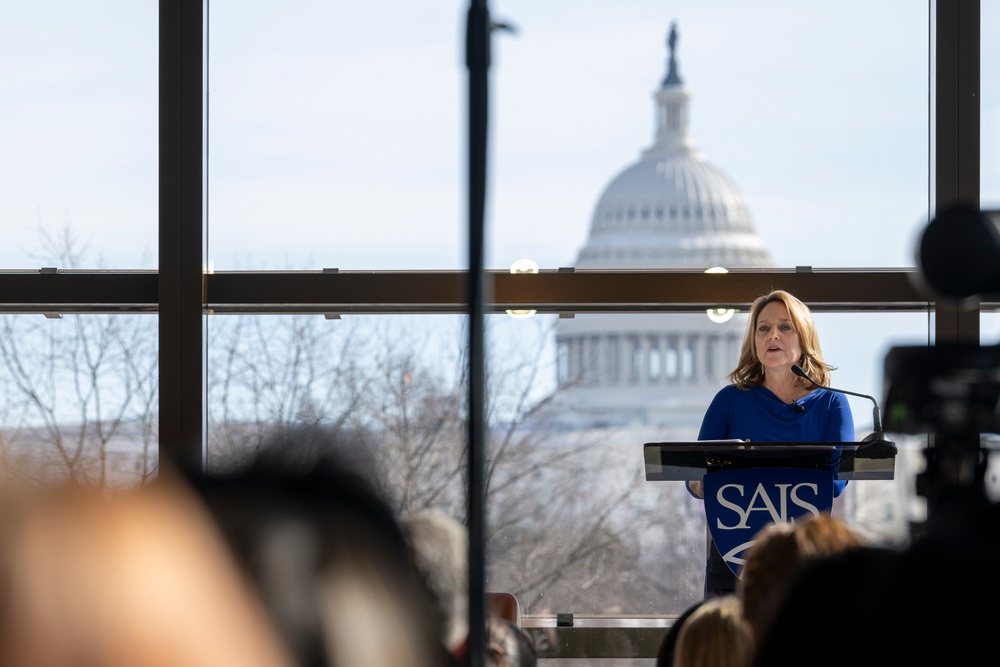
548, 24, 774, 431
577, 27, 772, 270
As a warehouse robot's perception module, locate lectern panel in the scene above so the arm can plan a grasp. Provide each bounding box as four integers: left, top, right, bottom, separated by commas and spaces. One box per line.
643, 440, 896, 481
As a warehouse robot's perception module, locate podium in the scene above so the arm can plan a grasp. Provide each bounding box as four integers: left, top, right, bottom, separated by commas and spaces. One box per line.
643, 439, 896, 577
643, 439, 897, 483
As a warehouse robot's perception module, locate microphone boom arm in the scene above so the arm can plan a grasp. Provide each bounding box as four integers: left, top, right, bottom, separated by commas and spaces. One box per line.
791, 364, 883, 432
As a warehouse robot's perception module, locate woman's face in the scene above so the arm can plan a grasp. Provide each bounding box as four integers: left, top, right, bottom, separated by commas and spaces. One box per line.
754, 300, 802, 375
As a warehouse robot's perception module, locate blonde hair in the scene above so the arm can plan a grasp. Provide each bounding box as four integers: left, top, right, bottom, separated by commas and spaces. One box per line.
739, 514, 865, 641
729, 289, 834, 389
674, 594, 753, 667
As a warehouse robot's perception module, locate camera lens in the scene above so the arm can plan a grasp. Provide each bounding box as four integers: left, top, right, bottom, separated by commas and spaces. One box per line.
916, 204, 1000, 300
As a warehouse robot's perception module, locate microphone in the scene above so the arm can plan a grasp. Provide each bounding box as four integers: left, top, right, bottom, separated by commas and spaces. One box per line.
790, 402, 805, 413
791, 364, 881, 430
791, 364, 896, 458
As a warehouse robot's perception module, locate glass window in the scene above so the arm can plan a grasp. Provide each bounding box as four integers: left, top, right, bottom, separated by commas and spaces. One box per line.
490, 1, 927, 273
0, 313, 158, 488
201, 309, 928, 618
0, 3, 158, 270
204, 2, 927, 273
8, 1, 978, 656
205, 1, 465, 270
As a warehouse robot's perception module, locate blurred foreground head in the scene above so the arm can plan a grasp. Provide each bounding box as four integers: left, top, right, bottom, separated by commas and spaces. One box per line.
739, 513, 864, 641
188, 423, 452, 667
400, 509, 470, 654
0, 475, 292, 667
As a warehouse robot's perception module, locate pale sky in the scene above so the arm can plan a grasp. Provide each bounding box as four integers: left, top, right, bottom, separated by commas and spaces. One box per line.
2, 0, 970, 270
2, 1, 999, 421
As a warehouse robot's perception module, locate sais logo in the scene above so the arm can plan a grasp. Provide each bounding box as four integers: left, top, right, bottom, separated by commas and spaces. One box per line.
704, 467, 834, 578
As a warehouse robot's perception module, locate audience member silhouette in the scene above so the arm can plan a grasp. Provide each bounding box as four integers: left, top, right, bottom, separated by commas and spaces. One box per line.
655, 599, 707, 667
185, 424, 454, 667
400, 508, 532, 666
485, 612, 537, 667
673, 594, 753, 667
0, 474, 293, 667
400, 509, 471, 659
752, 499, 1000, 666
738, 512, 864, 642
0, 422, 543, 667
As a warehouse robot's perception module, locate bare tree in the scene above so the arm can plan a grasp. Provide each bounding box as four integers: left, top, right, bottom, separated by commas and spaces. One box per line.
204, 312, 683, 615
206, 313, 369, 470
0, 227, 158, 488
2, 225, 698, 614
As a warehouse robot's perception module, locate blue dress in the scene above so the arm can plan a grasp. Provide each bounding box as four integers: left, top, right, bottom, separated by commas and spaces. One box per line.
693, 384, 856, 597
697, 384, 855, 496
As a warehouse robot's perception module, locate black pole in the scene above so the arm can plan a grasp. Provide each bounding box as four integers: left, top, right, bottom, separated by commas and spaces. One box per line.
465, 2, 490, 667
159, 0, 204, 473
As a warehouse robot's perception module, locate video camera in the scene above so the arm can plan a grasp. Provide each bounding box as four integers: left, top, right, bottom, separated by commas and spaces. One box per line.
883, 204, 1000, 508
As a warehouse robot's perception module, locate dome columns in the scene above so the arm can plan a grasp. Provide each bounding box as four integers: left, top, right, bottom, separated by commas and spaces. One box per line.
556, 329, 738, 390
